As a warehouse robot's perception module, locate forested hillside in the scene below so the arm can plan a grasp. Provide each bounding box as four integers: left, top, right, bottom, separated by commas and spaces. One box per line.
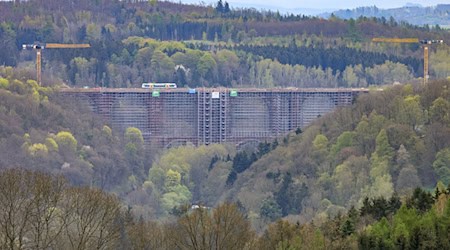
0, 0, 449, 88
3, 59, 450, 225
326, 4, 450, 26
1, 0, 450, 245
0, 67, 154, 196
3, 169, 450, 249
134, 79, 450, 225
1, 75, 450, 248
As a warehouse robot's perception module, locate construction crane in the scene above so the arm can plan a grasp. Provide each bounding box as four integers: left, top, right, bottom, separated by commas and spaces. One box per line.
371, 38, 444, 84
22, 43, 91, 85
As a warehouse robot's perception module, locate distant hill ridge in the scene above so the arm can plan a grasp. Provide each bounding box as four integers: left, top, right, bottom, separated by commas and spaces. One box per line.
321, 4, 450, 26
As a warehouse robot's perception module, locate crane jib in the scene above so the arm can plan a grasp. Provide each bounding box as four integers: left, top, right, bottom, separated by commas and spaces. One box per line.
21, 43, 91, 85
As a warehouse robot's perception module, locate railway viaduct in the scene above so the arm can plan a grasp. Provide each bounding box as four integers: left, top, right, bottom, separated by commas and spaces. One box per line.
60, 87, 368, 149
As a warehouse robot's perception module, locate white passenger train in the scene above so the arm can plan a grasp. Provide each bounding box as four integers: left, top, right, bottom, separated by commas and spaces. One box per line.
141, 83, 177, 89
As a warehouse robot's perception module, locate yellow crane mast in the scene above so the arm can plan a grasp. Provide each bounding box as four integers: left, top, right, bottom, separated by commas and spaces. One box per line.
371, 38, 444, 84
22, 43, 91, 85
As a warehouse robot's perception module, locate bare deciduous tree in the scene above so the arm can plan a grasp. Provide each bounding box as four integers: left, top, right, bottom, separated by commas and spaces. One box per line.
174, 203, 254, 250
58, 187, 122, 250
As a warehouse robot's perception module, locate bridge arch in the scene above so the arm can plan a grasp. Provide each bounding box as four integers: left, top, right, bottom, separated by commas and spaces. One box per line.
111, 95, 149, 132
300, 94, 336, 127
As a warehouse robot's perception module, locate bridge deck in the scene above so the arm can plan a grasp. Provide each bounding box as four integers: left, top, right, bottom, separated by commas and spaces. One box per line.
59, 87, 369, 93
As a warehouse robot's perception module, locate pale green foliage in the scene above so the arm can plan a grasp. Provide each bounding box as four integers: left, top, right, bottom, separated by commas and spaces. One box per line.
184, 49, 204, 68
393, 205, 418, 232
171, 51, 187, 66
370, 129, 394, 180
150, 50, 175, 81
23, 133, 31, 142
354, 112, 387, 155
366, 156, 394, 199
75, 10, 92, 22
333, 156, 370, 206
11, 79, 26, 93
142, 180, 155, 194
433, 147, 450, 185
333, 163, 353, 203
365, 60, 413, 84
151, 148, 192, 177
343, 65, 358, 87
158, 41, 186, 54
197, 53, 217, 78
396, 145, 410, 167
55, 131, 77, 152
354, 117, 370, 144
215, 49, 239, 83
165, 169, 181, 192
161, 186, 192, 212
402, 84, 414, 95
313, 134, 329, 151
135, 47, 155, 70
430, 47, 450, 79
31, 89, 40, 103
148, 168, 165, 190
125, 127, 144, 145
330, 131, 354, 158
125, 142, 138, 156
235, 30, 247, 42
374, 129, 394, 161
45, 137, 59, 152
126, 22, 137, 32
104, 23, 117, 33
70, 57, 96, 85
370, 154, 390, 178
148, 144, 232, 214
436, 181, 447, 193
120, 49, 132, 64
124, 125, 145, 177
128, 175, 138, 188
394, 144, 422, 194
398, 95, 425, 130
0, 77, 9, 89
312, 133, 329, 164
430, 97, 450, 124
369, 217, 391, 242
149, 144, 230, 181
26, 79, 39, 89
122, 36, 159, 48
249, 59, 340, 88
363, 129, 395, 200
101, 125, 112, 138
28, 143, 48, 157
368, 111, 388, 133
86, 23, 100, 40
340, 63, 368, 87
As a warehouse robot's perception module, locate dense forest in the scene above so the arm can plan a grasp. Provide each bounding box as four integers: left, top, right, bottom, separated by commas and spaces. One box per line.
3, 146, 450, 249
1, 66, 450, 231
1, 0, 450, 248
0, 0, 449, 88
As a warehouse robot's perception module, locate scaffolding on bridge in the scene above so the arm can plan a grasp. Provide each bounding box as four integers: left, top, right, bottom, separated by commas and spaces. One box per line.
60, 87, 366, 149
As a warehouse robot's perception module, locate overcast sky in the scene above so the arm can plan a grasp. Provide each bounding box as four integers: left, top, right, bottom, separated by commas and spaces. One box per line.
179, 0, 445, 10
